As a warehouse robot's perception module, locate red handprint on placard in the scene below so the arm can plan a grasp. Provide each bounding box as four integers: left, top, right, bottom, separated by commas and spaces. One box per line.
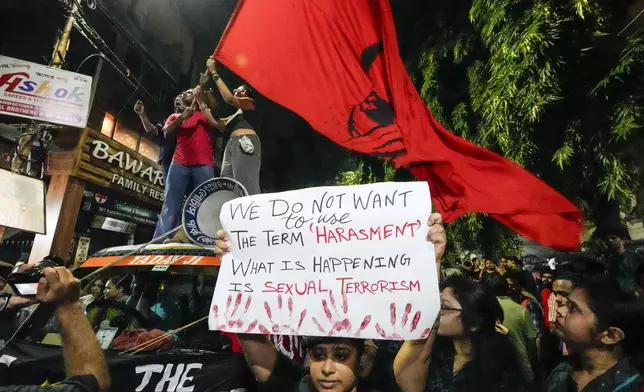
258, 294, 308, 335
311, 290, 372, 337
374, 303, 431, 340
212, 293, 258, 333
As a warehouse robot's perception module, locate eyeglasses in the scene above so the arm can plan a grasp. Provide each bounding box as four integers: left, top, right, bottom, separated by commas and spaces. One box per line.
440, 305, 463, 314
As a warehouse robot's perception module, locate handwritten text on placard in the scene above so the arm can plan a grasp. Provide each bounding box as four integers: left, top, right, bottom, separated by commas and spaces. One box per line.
209, 182, 440, 340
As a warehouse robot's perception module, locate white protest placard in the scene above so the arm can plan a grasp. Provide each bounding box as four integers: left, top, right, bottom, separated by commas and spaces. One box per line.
0, 55, 92, 128
209, 182, 440, 340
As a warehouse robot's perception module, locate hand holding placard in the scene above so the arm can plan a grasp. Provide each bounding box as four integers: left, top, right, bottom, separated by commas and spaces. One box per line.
209, 182, 441, 340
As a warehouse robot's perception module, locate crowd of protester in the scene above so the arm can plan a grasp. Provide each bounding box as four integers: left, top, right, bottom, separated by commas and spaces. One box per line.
203, 218, 644, 392
1, 53, 644, 392
133, 57, 261, 241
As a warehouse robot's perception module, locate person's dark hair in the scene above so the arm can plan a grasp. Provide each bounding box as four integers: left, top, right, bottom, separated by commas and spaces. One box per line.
441, 277, 525, 387
505, 256, 522, 267
602, 227, 631, 241
302, 336, 365, 359
486, 274, 510, 297
552, 270, 584, 290
504, 270, 525, 287
577, 278, 644, 371
108, 274, 132, 296
557, 254, 606, 277
535, 265, 553, 275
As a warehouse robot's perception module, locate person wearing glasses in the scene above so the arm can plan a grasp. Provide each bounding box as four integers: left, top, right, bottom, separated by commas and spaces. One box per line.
212, 214, 446, 392
394, 276, 528, 391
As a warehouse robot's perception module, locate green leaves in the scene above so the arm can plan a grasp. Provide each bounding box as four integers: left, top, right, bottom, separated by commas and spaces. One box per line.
552, 145, 574, 170
395, 0, 644, 255
571, 0, 591, 20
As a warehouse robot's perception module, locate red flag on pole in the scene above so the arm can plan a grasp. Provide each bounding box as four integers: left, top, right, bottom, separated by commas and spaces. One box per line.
214, 0, 582, 250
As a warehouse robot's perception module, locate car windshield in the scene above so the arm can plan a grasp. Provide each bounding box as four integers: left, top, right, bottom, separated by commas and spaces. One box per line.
23, 265, 226, 353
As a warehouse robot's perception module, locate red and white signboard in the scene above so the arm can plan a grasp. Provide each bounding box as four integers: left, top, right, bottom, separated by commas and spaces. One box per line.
0, 55, 92, 128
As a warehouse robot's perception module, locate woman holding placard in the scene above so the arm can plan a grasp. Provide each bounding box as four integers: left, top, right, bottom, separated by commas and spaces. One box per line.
212, 214, 448, 392
393, 279, 528, 392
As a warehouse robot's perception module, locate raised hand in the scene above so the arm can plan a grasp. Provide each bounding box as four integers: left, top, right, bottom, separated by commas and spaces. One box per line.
180, 106, 194, 120
133, 100, 145, 115
427, 213, 446, 279
374, 302, 431, 340
206, 58, 217, 75
199, 72, 210, 86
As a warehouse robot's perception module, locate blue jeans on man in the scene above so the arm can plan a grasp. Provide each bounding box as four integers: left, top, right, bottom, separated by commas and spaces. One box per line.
154, 162, 214, 238
153, 159, 172, 237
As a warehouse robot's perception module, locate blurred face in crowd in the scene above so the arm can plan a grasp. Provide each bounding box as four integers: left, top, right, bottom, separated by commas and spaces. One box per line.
181, 89, 195, 107
438, 287, 465, 338
90, 279, 104, 298
104, 279, 123, 300
506, 277, 522, 299
173, 95, 184, 112
308, 342, 360, 392
541, 272, 554, 289
233, 85, 250, 98
485, 259, 495, 271
606, 235, 625, 254
506, 258, 518, 270
552, 279, 574, 307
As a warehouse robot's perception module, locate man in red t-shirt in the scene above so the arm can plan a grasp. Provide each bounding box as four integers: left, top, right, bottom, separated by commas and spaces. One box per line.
153, 88, 217, 238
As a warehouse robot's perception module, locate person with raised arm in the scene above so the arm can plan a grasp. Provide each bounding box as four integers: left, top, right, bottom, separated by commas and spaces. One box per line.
0, 267, 110, 392
393, 226, 528, 392
154, 88, 216, 239
211, 214, 447, 392
207, 59, 262, 195
133, 99, 178, 183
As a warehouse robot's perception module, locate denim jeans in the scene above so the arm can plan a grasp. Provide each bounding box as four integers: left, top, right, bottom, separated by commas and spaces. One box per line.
154, 162, 214, 237
220, 134, 261, 195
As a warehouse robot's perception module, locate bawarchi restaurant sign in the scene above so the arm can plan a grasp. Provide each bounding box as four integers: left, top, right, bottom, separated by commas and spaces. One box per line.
0, 55, 92, 127
73, 129, 164, 206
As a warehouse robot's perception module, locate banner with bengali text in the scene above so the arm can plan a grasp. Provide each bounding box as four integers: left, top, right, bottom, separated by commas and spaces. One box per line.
0, 55, 92, 128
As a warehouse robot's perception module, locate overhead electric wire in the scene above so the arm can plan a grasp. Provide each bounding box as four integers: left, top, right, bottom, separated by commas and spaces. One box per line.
618, 6, 644, 36
56, 0, 159, 102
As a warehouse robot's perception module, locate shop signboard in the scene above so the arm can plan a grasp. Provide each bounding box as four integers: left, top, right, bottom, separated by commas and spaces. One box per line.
0, 55, 92, 128
73, 237, 91, 267
82, 190, 158, 226
74, 130, 164, 206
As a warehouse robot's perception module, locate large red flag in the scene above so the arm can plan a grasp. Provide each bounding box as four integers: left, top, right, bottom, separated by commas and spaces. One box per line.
214, 0, 583, 250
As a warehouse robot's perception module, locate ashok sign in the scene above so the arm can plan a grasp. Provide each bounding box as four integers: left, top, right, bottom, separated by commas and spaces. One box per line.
0, 55, 92, 127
